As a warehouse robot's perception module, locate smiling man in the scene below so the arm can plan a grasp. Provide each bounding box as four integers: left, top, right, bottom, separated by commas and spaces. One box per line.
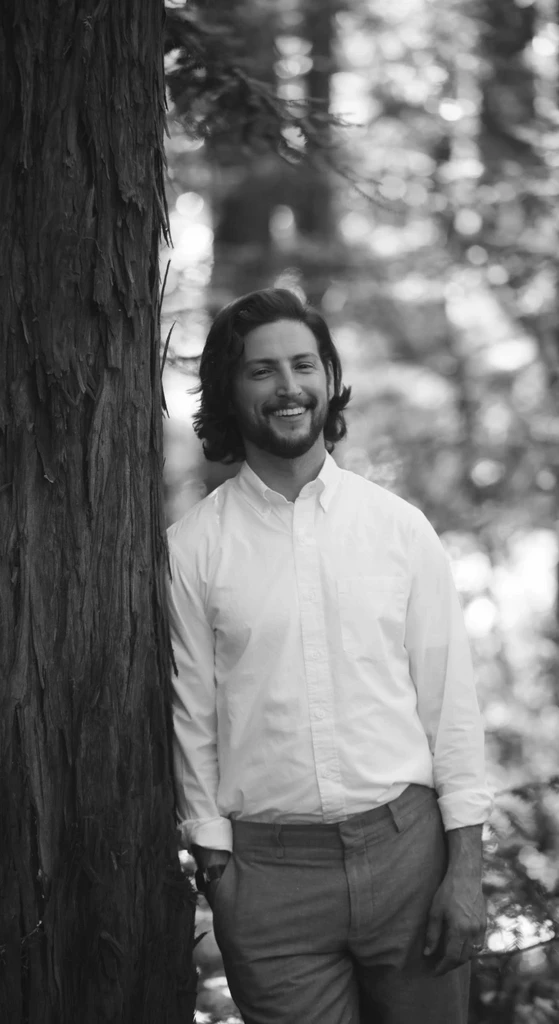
166, 288, 492, 1024
225, 316, 332, 495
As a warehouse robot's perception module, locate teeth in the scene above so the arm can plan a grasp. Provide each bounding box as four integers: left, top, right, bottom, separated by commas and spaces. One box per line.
273, 408, 306, 417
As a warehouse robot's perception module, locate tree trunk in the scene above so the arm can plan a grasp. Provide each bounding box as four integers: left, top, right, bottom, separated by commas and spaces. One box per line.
294, 0, 336, 242
0, 3, 196, 1022
209, 0, 281, 297
477, 0, 537, 169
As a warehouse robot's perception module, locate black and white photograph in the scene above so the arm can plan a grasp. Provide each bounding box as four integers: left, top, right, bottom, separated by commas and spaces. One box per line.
2, 1, 559, 1022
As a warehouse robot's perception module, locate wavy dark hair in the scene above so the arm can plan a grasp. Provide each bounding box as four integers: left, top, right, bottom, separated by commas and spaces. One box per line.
191, 288, 352, 463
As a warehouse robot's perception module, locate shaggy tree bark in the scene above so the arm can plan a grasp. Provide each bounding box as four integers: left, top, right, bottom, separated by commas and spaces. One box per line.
0, 3, 196, 1022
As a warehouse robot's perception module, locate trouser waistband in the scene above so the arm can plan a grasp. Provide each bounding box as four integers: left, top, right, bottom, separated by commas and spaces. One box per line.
230, 784, 437, 850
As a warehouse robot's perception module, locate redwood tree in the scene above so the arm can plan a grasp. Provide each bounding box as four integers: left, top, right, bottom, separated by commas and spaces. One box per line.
0, 3, 195, 1021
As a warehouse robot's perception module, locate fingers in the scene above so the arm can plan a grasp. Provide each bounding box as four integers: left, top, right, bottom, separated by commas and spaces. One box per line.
424, 886, 486, 973
431, 935, 470, 976
423, 908, 444, 958
431, 933, 485, 976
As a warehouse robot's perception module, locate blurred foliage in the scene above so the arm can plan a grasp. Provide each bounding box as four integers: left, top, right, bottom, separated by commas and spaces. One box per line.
162, 0, 559, 1020
164, 0, 336, 165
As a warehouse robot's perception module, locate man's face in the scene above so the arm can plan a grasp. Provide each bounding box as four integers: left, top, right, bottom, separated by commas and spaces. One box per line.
231, 319, 331, 460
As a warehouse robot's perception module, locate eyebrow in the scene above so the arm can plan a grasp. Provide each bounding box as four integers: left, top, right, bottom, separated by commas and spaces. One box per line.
244, 352, 319, 366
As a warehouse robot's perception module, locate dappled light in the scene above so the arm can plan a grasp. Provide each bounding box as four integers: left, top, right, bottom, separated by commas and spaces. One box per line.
161, 0, 559, 1019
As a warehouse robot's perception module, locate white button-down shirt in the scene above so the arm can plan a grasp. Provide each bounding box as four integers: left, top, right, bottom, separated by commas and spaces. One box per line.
167, 453, 492, 851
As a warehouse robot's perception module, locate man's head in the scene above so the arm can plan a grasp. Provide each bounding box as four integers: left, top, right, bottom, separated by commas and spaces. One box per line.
192, 288, 351, 463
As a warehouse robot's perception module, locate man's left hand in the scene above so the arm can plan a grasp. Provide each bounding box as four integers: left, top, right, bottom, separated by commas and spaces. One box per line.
423, 869, 486, 975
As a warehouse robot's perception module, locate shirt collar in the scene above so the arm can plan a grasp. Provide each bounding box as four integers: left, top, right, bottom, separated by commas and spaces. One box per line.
236, 452, 341, 516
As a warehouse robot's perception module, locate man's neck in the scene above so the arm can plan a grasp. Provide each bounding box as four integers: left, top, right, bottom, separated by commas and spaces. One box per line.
244, 442, 327, 503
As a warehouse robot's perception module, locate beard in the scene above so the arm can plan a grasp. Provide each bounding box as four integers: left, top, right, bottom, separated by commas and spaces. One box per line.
235, 399, 329, 459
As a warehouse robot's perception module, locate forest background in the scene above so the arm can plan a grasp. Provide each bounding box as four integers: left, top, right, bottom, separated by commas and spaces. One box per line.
161, 0, 559, 1021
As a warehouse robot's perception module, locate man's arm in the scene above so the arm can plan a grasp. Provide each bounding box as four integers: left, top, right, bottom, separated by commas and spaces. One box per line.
446, 823, 484, 875
167, 539, 233, 855
404, 513, 491, 973
404, 512, 492, 835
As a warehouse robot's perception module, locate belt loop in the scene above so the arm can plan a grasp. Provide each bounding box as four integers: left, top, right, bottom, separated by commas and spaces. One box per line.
273, 823, 285, 858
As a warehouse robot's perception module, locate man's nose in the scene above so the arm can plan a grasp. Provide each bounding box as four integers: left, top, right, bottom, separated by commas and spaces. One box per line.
276, 369, 301, 395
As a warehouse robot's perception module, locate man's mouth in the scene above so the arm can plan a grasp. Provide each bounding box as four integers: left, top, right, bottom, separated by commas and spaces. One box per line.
270, 406, 308, 418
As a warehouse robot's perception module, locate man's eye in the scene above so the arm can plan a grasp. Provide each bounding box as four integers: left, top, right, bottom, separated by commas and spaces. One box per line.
296, 363, 314, 370
251, 368, 270, 378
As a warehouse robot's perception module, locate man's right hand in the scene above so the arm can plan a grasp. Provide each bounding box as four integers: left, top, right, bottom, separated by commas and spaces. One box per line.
191, 844, 231, 871
191, 845, 231, 908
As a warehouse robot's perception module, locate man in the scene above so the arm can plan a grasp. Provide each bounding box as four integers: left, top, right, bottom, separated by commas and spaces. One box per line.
167, 288, 492, 1024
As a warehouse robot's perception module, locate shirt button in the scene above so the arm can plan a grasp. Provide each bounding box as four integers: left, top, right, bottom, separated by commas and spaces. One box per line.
313, 708, 326, 721
310, 650, 321, 661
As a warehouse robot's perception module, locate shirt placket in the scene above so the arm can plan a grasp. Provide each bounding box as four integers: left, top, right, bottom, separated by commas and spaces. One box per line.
293, 496, 347, 821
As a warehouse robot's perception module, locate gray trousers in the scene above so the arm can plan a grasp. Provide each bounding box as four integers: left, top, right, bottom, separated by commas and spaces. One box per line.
212, 784, 471, 1024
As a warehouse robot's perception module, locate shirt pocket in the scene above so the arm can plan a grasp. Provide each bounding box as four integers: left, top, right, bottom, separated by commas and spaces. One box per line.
337, 576, 408, 656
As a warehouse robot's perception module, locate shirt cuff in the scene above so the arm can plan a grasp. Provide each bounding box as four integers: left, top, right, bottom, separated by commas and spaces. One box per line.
178, 815, 233, 852
437, 787, 494, 831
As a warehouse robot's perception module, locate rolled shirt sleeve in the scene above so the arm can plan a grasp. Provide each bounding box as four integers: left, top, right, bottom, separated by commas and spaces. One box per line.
405, 512, 493, 831
167, 540, 233, 852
